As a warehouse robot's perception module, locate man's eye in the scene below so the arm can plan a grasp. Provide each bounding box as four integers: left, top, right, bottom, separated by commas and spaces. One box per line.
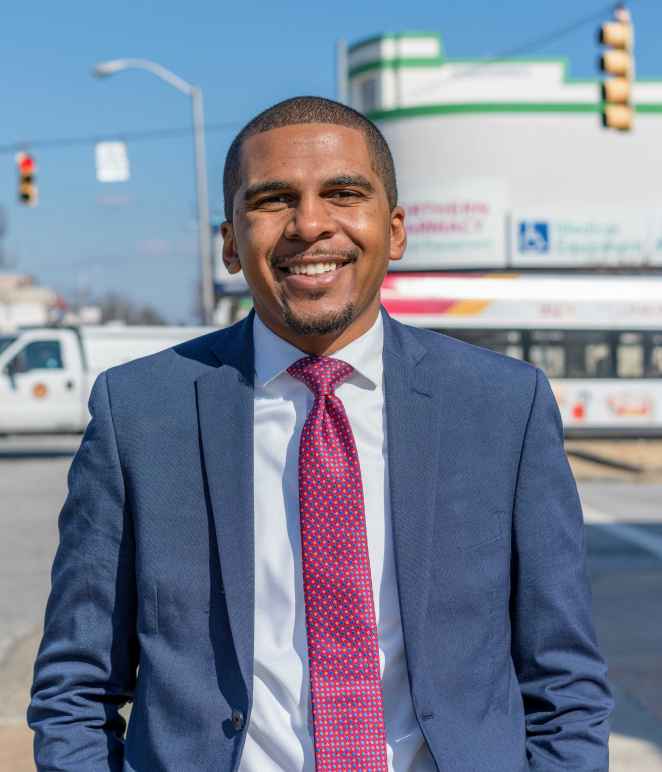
257, 194, 291, 208
328, 189, 361, 200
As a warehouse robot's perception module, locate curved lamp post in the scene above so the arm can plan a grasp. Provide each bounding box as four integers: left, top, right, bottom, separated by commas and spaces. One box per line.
93, 58, 215, 325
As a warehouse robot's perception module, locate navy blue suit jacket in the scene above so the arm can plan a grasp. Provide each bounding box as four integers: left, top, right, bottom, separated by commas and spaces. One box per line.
29, 309, 613, 771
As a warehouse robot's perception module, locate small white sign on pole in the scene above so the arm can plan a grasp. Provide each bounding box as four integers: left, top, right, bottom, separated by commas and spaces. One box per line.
95, 141, 130, 183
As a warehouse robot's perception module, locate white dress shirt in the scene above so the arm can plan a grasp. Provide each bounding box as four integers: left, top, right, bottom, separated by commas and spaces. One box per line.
241, 312, 435, 772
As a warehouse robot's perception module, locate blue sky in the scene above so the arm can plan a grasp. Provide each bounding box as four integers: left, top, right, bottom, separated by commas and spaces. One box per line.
1, 0, 660, 322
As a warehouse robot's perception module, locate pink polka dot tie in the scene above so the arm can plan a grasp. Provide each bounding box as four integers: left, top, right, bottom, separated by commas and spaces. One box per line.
288, 355, 388, 771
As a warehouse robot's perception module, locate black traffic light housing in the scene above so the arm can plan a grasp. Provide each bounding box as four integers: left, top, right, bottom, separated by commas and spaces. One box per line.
16, 152, 38, 206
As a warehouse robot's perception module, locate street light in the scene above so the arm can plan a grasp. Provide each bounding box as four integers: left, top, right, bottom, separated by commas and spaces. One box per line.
93, 58, 215, 325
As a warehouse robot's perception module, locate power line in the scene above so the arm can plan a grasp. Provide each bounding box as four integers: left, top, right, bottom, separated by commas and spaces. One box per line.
409, 1, 639, 98
473, 2, 632, 67
1, 3, 641, 154
0, 119, 242, 156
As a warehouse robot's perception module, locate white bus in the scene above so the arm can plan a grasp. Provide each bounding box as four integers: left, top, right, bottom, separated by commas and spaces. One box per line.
380, 272, 662, 437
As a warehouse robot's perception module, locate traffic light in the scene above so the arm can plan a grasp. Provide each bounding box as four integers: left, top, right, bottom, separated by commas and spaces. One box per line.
16, 151, 38, 206
598, 4, 634, 131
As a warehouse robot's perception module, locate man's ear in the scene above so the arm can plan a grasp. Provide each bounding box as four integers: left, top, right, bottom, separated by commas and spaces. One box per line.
221, 222, 242, 274
389, 206, 407, 264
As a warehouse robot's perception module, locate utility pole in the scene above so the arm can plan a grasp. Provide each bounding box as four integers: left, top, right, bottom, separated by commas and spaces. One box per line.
0, 207, 7, 267
336, 39, 348, 104
93, 59, 215, 324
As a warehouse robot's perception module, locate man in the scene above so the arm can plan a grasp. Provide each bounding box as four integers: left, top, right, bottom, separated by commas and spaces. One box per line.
29, 96, 612, 771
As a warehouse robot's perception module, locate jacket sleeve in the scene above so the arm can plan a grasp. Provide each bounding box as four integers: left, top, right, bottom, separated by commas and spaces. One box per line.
511, 368, 613, 771
28, 371, 138, 771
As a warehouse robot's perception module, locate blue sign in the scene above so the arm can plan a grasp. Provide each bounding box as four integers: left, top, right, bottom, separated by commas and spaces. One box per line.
518, 221, 550, 253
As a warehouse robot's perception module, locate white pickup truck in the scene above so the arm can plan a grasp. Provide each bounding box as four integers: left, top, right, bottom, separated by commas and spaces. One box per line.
0, 325, 214, 434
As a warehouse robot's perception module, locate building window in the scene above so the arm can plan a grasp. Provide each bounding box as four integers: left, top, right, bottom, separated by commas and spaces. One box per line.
360, 78, 378, 113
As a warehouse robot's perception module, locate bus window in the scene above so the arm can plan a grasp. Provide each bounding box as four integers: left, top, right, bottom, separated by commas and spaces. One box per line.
646, 333, 662, 377
566, 332, 612, 378
437, 329, 524, 359
617, 333, 644, 378
528, 331, 565, 378
585, 343, 612, 377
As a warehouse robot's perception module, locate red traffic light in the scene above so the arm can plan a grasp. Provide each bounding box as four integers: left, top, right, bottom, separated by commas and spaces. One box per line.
16, 152, 36, 175
16, 152, 38, 206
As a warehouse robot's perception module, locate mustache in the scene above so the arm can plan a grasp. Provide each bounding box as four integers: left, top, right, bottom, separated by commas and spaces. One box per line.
271, 248, 359, 269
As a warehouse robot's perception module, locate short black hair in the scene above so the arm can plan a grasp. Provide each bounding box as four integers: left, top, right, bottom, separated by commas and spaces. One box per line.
222, 96, 398, 221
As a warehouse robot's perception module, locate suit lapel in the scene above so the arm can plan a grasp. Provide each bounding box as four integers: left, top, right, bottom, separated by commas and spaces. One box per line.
196, 312, 255, 692
382, 310, 442, 670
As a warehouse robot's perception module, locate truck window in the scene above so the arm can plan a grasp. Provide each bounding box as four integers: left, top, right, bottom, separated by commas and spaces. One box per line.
8, 340, 64, 374
0, 336, 17, 356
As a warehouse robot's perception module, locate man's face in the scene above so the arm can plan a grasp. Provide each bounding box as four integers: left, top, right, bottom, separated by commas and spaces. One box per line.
222, 123, 406, 352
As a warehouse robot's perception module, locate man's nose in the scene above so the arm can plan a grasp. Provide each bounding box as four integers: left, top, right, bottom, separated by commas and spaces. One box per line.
284, 194, 336, 242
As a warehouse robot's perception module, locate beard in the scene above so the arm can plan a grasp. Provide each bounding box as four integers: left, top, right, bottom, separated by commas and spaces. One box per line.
280, 293, 356, 337
272, 247, 360, 337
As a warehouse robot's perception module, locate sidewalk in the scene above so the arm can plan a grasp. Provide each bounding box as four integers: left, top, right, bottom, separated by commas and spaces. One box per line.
0, 627, 39, 772
0, 724, 33, 772
567, 438, 662, 481
610, 685, 662, 771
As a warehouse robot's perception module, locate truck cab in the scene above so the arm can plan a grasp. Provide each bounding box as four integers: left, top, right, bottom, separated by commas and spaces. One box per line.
0, 324, 216, 435
0, 329, 85, 434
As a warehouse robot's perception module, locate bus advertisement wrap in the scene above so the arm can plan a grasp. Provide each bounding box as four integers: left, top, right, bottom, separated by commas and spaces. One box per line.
380, 272, 662, 436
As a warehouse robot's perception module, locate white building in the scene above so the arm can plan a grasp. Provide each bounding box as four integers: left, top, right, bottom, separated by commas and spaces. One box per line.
346, 31, 662, 270
0, 274, 62, 331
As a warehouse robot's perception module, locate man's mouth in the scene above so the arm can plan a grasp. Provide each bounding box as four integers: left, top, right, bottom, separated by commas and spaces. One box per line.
284, 261, 345, 276
274, 254, 356, 281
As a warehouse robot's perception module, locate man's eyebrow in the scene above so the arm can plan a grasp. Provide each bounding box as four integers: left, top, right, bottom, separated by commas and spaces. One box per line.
243, 180, 292, 201
243, 174, 375, 202
323, 174, 375, 192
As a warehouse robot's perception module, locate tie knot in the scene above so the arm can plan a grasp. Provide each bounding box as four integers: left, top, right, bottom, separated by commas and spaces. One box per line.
287, 356, 353, 397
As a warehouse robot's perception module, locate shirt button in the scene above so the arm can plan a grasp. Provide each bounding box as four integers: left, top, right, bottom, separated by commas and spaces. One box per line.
231, 709, 245, 731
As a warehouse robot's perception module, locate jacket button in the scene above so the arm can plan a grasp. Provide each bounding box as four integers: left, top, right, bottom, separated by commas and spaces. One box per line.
231, 709, 245, 731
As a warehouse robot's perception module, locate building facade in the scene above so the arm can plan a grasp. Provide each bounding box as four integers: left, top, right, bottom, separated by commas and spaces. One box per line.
0, 274, 61, 331
347, 31, 662, 271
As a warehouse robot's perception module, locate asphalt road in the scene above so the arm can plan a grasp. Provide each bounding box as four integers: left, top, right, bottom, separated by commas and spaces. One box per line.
0, 436, 661, 770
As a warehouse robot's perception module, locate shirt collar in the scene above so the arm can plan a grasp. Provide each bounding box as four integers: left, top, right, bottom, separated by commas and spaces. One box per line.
253, 312, 383, 389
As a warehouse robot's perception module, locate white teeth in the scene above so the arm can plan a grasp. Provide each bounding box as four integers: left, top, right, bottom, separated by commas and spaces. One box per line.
288, 262, 339, 276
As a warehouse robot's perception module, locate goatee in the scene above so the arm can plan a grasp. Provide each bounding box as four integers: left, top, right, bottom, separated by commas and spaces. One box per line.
281, 301, 356, 337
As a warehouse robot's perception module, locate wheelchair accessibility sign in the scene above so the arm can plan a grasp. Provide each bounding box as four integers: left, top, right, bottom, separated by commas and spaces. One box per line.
518, 221, 550, 253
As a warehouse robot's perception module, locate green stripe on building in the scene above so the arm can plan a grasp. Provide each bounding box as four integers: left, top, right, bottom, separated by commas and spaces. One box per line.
348, 32, 440, 54
349, 58, 444, 78
366, 103, 662, 121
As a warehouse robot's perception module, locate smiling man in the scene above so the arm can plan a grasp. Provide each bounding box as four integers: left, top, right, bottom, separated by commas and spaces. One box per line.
221, 110, 404, 352
29, 97, 612, 772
